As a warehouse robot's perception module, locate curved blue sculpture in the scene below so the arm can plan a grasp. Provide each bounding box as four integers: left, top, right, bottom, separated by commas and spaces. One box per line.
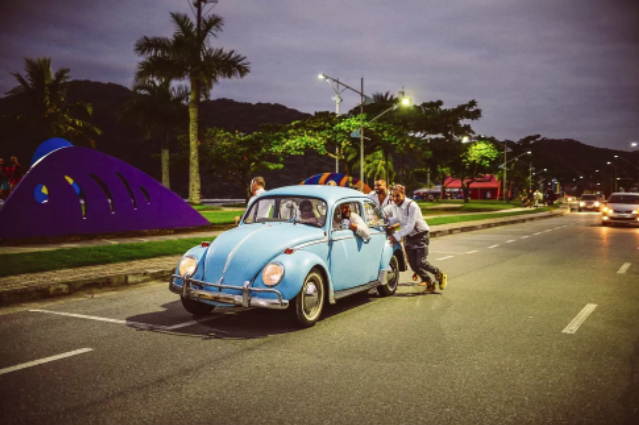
0, 142, 209, 240
30, 137, 73, 167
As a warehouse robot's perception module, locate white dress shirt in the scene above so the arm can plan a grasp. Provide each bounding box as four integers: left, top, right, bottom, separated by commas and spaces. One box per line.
248, 188, 273, 218
345, 212, 370, 241
383, 199, 429, 242
367, 191, 393, 208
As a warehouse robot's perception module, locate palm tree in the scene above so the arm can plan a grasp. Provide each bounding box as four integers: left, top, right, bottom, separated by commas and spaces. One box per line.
121, 79, 187, 188
6, 57, 102, 146
134, 4, 250, 203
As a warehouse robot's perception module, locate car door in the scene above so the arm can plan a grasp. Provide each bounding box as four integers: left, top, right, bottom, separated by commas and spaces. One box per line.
362, 200, 388, 272
329, 200, 380, 290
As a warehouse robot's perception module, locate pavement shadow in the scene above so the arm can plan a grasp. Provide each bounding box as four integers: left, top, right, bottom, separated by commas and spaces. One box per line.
126, 292, 377, 340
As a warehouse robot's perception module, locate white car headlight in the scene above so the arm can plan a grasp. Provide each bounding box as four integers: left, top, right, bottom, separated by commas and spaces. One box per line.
633, 210, 638, 215
594, 202, 600, 207
178, 256, 198, 277
579, 202, 585, 206
262, 262, 284, 286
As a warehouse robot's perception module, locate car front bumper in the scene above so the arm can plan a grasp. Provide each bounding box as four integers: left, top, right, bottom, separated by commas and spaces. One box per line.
170, 275, 289, 310
602, 214, 639, 225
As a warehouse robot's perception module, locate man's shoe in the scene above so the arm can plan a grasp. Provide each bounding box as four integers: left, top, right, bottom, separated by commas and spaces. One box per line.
436, 272, 447, 290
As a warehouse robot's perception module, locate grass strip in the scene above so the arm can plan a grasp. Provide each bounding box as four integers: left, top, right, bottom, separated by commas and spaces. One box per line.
0, 237, 216, 278
426, 208, 549, 226
200, 210, 242, 224
192, 205, 223, 211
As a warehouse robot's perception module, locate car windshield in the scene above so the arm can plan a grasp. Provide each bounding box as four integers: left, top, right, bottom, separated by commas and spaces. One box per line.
608, 195, 639, 204
243, 196, 328, 227
581, 195, 597, 200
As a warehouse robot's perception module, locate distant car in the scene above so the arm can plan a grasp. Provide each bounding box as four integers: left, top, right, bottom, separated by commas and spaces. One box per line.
601, 193, 639, 226
578, 194, 601, 212
169, 186, 407, 327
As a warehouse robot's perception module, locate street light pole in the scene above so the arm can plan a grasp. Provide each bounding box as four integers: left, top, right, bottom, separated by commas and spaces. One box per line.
503, 142, 508, 202
360, 77, 364, 191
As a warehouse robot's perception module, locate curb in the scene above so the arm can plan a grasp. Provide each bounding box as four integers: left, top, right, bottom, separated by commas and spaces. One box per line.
0, 209, 569, 308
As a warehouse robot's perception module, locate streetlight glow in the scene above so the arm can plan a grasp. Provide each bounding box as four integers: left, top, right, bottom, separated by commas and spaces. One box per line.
462, 136, 470, 143
631, 142, 637, 147
318, 74, 326, 80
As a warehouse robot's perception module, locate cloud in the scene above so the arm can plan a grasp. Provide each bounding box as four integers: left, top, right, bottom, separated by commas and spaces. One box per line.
1, 0, 638, 150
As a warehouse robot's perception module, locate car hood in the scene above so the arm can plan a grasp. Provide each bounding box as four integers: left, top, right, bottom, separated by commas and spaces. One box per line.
607, 202, 638, 212
203, 223, 324, 285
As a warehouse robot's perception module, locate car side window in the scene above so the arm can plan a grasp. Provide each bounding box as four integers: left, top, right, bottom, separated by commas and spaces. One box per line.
332, 201, 362, 230
363, 201, 385, 228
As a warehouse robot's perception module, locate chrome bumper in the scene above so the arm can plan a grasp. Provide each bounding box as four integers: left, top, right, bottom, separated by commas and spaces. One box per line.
170, 274, 289, 310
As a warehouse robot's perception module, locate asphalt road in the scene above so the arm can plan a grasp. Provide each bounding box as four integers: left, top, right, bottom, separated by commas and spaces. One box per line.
1, 213, 638, 425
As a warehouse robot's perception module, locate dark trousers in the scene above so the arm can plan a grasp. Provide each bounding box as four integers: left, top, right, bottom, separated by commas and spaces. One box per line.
405, 231, 440, 282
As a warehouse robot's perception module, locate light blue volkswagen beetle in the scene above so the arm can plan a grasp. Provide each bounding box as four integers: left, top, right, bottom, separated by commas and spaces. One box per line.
170, 186, 407, 327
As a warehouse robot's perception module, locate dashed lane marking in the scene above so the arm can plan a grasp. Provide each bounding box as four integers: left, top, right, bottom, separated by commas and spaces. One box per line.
29, 309, 219, 331
466, 250, 478, 254
533, 232, 542, 235
562, 304, 597, 334
618, 263, 631, 274
488, 244, 499, 249
505, 240, 515, 243
521, 236, 530, 239
0, 348, 93, 376
436, 256, 454, 261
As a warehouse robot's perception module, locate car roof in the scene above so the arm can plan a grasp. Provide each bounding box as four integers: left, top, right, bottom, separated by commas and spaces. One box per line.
260, 185, 368, 204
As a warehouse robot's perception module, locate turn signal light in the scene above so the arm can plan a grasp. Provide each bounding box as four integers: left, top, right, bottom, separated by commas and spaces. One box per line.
284, 248, 295, 254
201, 241, 210, 247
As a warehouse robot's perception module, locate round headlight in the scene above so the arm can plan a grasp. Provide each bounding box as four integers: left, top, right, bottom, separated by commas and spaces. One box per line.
579, 202, 585, 206
594, 202, 600, 207
178, 256, 198, 277
632, 210, 638, 215
262, 262, 284, 286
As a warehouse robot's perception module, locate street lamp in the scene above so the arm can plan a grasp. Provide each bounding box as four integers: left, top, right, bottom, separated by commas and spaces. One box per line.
318, 73, 410, 190
631, 142, 637, 148
318, 74, 345, 172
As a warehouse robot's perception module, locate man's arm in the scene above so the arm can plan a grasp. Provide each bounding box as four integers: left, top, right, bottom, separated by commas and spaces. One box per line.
348, 213, 370, 241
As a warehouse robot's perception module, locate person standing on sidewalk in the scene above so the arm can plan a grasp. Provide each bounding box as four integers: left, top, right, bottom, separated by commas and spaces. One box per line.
368, 179, 393, 208
235, 176, 268, 225
384, 184, 447, 292
9, 155, 23, 193
546, 189, 556, 212
0, 157, 10, 200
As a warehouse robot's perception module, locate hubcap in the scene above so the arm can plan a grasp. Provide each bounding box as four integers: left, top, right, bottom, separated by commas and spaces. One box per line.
303, 278, 322, 319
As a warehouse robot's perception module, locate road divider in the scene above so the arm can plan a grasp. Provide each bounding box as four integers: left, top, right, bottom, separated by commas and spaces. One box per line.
562, 303, 597, 334
0, 348, 93, 376
617, 263, 631, 274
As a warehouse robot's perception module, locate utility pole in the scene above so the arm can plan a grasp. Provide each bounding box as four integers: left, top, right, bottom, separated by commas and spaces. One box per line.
360, 77, 364, 191
335, 78, 340, 173
503, 142, 508, 202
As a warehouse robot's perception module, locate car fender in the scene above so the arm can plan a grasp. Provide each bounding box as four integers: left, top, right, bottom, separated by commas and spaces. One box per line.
253, 250, 335, 302
174, 245, 209, 285
381, 240, 408, 271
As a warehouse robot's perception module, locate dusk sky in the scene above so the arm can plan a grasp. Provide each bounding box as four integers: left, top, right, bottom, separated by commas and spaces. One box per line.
1, 0, 638, 151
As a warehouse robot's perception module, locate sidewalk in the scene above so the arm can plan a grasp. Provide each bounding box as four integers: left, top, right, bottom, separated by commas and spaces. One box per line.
0, 207, 569, 307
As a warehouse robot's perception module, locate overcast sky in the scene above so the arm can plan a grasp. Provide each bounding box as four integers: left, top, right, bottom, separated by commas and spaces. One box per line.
1, 0, 638, 151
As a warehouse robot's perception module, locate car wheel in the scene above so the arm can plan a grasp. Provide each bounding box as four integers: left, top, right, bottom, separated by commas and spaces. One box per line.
292, 269, 325, 328
181, 297, 215, 316
378, 255, 399, 297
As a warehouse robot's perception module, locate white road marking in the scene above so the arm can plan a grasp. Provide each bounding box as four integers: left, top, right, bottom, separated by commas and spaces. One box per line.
0, 348, 93, 376
488, 244, 499, 249
533, 232, 542, 235
617, 263, 631, 274
30, 309, 220, 331
466, 250, 478, 254
521, 235, 530, 239
562, 304, 597, 334
543, 229, 552, 232
505, 240, 515, 243
436, 256, 454, 261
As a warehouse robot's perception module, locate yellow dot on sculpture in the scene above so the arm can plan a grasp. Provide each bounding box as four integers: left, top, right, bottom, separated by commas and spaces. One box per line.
41, 186, 49, 195
65, 175, 74, 185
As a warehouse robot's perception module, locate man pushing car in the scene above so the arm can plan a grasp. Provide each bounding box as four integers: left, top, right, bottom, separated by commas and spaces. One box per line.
384, 185, 447, 292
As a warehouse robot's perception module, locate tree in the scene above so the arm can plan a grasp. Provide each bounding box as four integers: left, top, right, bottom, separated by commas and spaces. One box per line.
120, 79, 187, 188
134, 3, 250, 203
460, 141, 501, 202
6, 57, 102, 146
197, 128, 284, 200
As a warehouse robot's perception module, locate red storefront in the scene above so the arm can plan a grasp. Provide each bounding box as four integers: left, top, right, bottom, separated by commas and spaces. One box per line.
443, 175, 501, 200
